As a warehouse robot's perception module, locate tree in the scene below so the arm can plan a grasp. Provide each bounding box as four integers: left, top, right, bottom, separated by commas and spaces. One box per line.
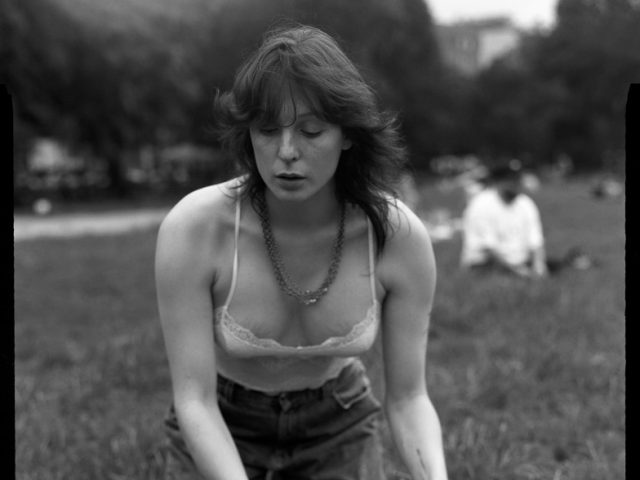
455, 0, 640, 171
2, 0, 218, 195
464, 45, 571, 165
527, 0, 640, 170
4, 0, 453, 192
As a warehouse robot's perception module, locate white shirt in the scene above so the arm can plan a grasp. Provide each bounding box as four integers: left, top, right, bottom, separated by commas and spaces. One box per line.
460, 188, 544, 267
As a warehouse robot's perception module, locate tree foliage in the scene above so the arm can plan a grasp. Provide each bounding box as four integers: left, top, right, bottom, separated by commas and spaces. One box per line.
532, 0, 639, 170
4, 0, 636, 197
3, 0, 451, 187
2, 0, 217, 193
464, 0, 640, 171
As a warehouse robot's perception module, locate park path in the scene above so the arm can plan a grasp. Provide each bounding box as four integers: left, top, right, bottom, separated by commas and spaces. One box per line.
13, 208, 170, 241
14, 207, 461, 242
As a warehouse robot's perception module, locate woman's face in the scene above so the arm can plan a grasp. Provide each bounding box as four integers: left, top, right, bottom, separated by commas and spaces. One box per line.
249, 94, 351, 203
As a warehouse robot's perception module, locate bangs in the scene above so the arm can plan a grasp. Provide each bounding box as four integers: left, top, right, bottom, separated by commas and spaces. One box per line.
228, 25, 375, 134
248, 69, 327, 127
235, 40, 338, 127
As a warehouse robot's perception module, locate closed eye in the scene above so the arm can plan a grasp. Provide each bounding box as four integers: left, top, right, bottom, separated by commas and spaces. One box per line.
300, 129, 323, 138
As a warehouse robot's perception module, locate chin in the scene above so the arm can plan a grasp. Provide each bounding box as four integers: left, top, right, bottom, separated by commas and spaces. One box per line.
266, 178, 335, 204
268, 186, 313, 202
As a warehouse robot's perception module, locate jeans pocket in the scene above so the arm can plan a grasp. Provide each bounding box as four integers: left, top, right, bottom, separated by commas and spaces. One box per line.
332, 370, 372, 410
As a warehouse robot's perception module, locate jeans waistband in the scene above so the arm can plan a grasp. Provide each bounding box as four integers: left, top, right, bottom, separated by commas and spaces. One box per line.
216, 359, 364, 411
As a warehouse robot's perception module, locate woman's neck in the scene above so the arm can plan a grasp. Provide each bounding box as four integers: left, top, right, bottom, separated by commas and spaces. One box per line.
263, 188, 342, 231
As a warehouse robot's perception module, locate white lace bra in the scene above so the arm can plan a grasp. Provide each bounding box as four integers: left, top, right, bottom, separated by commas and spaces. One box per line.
213, 195, 380, 358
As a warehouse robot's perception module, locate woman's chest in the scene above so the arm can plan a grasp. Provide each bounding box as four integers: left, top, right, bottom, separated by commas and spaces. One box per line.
212, 232, 377, 347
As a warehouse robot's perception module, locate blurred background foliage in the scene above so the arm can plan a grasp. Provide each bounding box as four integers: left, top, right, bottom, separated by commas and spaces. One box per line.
3, 0, 638, 206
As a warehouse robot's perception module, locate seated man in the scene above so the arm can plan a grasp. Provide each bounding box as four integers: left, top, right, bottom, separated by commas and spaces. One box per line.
460, 163, 548, 278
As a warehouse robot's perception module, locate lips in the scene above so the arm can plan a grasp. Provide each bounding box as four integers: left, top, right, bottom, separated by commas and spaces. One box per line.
276, 173, 305, 180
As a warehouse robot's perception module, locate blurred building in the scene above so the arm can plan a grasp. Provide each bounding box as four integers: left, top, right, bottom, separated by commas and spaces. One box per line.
436, 17, 522, 75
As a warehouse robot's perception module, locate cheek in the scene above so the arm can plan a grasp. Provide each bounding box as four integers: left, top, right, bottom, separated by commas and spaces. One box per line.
249, 137, 270, 175
315, 134, 347, 157
249, 137, 275, 166
327, 142, 345, 171
254, 153, 271, 177
316, 150, 341, 179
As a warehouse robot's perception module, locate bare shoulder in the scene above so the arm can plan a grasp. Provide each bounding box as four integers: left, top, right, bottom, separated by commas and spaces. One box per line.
384, 199, 434, 258
158, 178, 238, 244
377, 198, 436, 296
155, 178, 240, 278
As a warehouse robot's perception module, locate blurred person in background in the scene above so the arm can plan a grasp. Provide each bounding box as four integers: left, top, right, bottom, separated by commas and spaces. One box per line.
155, 24, 448, 480
459, 162, 548, 278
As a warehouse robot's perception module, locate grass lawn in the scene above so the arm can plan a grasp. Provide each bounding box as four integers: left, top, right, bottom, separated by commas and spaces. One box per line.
14, 178, 625, 480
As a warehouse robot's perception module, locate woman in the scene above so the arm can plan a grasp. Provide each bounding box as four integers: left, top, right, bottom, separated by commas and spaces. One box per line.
155, 24, 448, 479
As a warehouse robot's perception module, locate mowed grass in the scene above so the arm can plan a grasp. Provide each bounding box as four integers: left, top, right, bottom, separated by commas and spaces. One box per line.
15, 178, 624, 480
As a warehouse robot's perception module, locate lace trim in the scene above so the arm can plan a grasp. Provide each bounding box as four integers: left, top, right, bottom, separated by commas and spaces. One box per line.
214, 301, 379, 354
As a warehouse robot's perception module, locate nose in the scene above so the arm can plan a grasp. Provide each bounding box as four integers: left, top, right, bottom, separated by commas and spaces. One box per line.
277, 129, 299, 162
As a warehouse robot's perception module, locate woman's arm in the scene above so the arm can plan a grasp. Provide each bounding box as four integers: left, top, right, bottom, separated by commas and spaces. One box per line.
155, 192, 248, 480
379, 203, 448, 480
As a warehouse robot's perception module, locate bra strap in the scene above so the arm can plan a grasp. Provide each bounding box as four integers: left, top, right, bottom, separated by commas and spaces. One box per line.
222, 195, 241, 308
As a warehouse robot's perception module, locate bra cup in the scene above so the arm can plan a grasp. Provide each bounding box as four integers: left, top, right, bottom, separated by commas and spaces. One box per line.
214, 300, 379, 357
214, 194, 380, 358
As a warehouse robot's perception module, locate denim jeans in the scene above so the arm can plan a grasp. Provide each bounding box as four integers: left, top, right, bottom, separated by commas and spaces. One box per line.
161, 359, 386, 479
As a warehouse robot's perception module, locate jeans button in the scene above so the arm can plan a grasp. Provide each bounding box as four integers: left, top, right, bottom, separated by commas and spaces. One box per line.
278, 393, 292, 412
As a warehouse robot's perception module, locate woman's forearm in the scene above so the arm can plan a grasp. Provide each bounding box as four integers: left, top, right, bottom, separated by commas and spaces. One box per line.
176, 399, 248, 480
386, 395, 448, 480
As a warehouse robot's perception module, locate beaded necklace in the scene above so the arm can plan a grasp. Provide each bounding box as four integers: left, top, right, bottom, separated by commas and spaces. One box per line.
255, 192, 345, 306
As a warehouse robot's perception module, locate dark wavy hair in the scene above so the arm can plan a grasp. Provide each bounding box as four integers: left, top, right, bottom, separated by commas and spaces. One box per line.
212, 23, 408, 252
